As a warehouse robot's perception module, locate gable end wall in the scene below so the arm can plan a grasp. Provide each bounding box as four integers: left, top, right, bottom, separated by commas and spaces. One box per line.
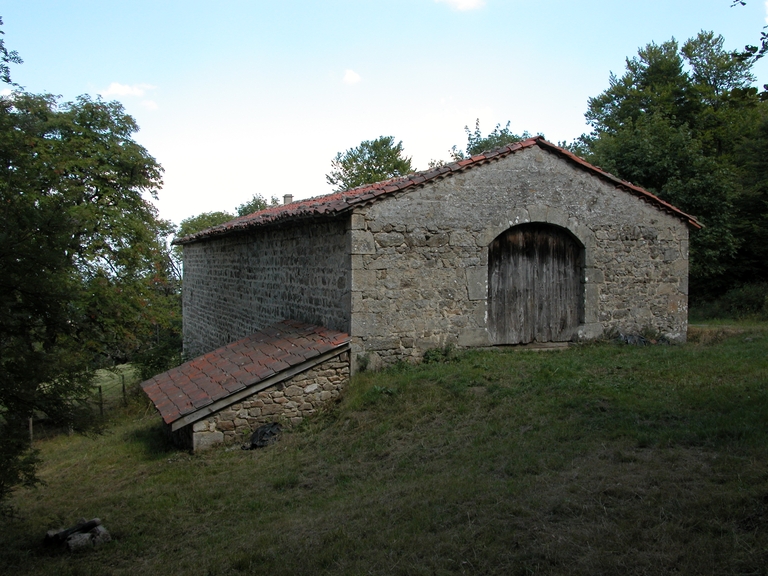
350, 147, 689, 367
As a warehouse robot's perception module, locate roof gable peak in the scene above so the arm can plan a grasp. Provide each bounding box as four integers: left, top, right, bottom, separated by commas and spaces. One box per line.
176, 136, 699, 245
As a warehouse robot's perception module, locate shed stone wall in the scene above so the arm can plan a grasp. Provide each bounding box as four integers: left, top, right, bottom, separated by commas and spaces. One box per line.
182, 219, 351, 358
173, 351, 349, 451
349, 147, 689, 367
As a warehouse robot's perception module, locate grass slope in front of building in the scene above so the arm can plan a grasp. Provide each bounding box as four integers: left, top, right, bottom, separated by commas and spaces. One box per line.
3, 323, 768, 575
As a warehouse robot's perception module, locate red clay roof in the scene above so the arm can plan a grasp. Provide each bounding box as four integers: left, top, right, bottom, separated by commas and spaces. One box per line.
140, 320, 349, 425
175, 136, 700, 245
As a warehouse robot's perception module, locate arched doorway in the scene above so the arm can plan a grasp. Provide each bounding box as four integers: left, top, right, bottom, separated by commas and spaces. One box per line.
488, 223, 583, 345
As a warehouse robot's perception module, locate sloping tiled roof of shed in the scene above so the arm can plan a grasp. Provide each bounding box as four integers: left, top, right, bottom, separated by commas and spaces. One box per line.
175, 136, 701, 246
141, 320, 349, 426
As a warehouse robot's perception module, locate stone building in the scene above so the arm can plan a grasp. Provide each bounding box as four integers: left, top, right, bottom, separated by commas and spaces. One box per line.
143, 137, 700, 450
179, 137, 699, 367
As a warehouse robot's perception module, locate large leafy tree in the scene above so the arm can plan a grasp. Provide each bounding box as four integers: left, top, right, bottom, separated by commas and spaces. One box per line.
730, 100, 768, 291
0, 89, 178, 509
579, 31, 766, 299
326, 136, 413, 192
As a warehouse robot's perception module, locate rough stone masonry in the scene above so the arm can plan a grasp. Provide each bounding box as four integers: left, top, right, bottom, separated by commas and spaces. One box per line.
188, 352, 349, 450
180, 140, 694, 371
349, 147, 690, 367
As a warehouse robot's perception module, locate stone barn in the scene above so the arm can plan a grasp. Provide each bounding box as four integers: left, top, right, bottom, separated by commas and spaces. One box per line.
142, 137, 700, 450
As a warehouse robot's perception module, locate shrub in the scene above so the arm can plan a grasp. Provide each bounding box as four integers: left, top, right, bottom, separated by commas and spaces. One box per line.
692, 282, 768, 320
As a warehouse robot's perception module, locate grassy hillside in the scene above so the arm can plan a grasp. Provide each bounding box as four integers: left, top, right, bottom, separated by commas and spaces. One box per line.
2, 324, 768, 575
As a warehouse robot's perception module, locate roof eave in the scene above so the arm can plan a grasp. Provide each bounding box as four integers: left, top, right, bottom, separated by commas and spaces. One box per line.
533, 139, 703, 230
167, 342, 350, 430
174, 136, 701, 245
173, 208, 351, 246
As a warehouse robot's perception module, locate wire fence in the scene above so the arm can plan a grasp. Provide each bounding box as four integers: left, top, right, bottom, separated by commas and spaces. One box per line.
26, 365, 143, 443
90, 364, 142, 416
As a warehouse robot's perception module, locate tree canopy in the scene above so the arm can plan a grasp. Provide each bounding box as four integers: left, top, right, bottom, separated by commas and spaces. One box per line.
450, 120, 532, 161
236, 193, 279, 217
326, 136, 413, 192
579, 31, 767, 300
0, 89, 179, 508
172, 210, 235, 264
0, 17, 21, 87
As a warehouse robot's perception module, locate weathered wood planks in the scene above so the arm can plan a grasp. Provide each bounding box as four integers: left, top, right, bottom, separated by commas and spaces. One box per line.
488, 224, 583, 344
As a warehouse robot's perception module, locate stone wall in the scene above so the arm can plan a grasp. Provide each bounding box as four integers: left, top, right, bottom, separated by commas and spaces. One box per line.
179, 351, 349, 451
349, 146, 690, 367
180, 145, 691, 372
182, 219, 351, 358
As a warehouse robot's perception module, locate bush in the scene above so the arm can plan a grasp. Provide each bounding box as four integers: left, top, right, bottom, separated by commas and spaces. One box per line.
691, 282, 768, 320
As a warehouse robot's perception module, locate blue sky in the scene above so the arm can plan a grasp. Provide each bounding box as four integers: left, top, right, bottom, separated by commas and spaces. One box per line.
3, 0, 767, 226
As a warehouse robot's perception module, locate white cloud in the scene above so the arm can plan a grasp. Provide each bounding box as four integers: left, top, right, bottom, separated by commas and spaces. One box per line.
141, 100, 159, 110
99, 82, 156, 97
435, 0, 486, 11
0, 88, 11, 97
343, 69, 361, 85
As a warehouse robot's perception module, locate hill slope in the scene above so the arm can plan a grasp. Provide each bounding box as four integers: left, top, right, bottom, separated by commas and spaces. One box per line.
3, 325, 768, 575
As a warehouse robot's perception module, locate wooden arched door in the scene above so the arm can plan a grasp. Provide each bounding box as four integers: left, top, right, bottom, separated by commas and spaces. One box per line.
488, 223, 583, 345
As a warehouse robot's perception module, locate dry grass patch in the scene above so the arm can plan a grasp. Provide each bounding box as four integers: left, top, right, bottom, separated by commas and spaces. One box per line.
688, 325, 744, 344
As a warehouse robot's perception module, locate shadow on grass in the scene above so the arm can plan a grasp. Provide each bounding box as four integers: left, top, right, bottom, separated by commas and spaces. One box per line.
124, 419, 179, 460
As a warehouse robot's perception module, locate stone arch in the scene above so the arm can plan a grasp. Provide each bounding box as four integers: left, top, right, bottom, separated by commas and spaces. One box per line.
487, 222, 584, 345
478, 207, 594, 258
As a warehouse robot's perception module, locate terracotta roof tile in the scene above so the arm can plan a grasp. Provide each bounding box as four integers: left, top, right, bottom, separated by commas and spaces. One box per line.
270, 359, 292, 372
140, 320, 349, 425
303, 347, 322, 359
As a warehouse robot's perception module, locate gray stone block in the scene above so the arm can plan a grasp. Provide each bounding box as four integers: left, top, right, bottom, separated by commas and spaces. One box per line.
376, 231, 405, 248
458, 329, 491, 347
193, 431, 224, 451
66, 533, 93, 552
465, 266, 488, 301
90, 525, 111, 546
351, 230, 376, 254
350, 213, 366, 230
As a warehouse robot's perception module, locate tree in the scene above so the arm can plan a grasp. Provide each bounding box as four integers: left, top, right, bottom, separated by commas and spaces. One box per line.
730, 100, 768, 291
450, 120, 532, 161
579, 31, 765, 299
731, 1, 768, 66
172, 211, 235, 264
0, 17, 22, 87
326, 136, 413, 192
0, 91, 175, 509
236, 193, 279, 216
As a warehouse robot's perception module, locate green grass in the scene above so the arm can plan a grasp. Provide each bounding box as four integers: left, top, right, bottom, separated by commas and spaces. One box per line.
91, 364, 141, 409
3, 323, 768, 575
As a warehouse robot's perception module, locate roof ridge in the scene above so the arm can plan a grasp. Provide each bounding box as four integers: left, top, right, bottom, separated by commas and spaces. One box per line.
175, 136, 699, 245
